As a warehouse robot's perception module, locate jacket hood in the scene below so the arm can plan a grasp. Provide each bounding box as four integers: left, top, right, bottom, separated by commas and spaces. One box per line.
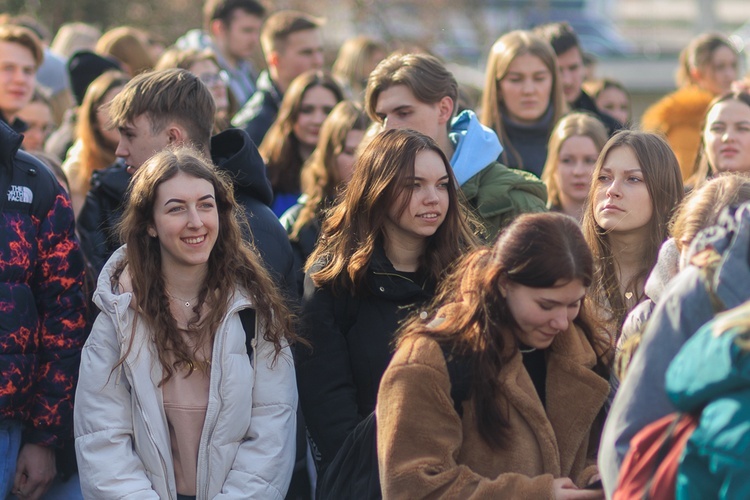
449, 110, 503, 186
211, 128, 274, 206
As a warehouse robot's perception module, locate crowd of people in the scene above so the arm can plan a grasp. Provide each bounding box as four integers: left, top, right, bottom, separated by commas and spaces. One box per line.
2, 1, 750, 499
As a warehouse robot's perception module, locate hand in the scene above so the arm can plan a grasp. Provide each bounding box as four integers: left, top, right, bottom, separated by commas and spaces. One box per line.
12, 443, 56, 500
553, 477, 604, 500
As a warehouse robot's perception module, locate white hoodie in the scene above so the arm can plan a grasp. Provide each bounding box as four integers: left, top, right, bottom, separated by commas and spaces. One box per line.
74, 246, 297, 499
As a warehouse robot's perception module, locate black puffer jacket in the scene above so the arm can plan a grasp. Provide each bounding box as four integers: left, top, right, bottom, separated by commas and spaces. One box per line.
295, 244, 435, 471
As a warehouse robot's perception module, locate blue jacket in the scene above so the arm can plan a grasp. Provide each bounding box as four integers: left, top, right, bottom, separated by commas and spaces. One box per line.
599, 202, 750, 497
666, 308, 750, 499
0, 120, 87, 446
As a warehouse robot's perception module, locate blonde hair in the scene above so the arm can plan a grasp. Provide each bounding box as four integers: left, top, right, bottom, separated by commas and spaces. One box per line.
480, 30, 566, 170
95, 26, 155, 76
542, 112, 608, 209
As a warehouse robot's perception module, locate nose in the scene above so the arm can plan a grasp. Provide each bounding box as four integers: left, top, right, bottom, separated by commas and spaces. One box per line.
186, 206, 204, 228
605, 178, 622, 198
423, 186, 440, 205
549, 309, 569, 332
722, 129, 735, 142
115, 140, 127, 159
313, 50, 324, 69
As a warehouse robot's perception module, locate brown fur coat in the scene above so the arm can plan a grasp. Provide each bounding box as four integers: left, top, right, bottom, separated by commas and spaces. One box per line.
376, 324, 608, 499
640, 85, 714, 181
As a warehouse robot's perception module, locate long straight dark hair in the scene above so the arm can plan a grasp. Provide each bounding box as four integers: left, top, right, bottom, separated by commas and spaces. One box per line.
397, 212, 609, 449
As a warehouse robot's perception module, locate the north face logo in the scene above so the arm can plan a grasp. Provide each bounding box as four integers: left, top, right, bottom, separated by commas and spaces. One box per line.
7, 185, 33, 203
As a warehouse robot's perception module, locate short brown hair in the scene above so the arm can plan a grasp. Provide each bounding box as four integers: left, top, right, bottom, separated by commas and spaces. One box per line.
365, 53, 457, 125
260, 10, 322, 56
203, 0, 266, 30
0, 24, 43, 68
108, 68, 215, 151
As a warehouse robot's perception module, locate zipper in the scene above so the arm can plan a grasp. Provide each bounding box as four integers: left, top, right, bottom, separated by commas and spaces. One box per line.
198, 303, 245, 499
127, 363, 174, 500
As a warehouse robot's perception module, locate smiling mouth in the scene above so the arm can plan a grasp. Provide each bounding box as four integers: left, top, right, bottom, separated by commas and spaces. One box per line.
418, 213, 440, 220
183, 235, 206, 244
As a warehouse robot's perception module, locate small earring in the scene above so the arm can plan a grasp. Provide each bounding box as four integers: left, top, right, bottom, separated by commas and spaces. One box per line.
148, 229, 157, 238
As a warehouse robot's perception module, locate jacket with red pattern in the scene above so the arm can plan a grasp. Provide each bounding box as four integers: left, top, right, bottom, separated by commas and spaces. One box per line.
0, 119, 87, 447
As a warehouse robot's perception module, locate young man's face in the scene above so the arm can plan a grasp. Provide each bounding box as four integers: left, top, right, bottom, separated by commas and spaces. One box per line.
557, 47, 585, 104
0, 41, 36, 121
374, 84, 450, 143
220, 10, 263, 62
274, 29, 324, 90
115, 114, 173, 171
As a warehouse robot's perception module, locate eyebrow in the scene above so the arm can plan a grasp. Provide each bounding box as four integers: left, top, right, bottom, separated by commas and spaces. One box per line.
601, 166, 642, 175
164, 194, 215, 206
405, 175, 450, 182
539, 293, 586, 306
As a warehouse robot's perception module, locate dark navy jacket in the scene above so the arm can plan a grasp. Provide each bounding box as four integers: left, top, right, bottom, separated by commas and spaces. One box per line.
231, 70, 283, 147
0, 120, 87, 446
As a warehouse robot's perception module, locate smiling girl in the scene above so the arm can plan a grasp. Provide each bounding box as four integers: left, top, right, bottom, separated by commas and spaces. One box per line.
295, 129, 479, 473
480, 30, 567, 177
582, 131, 684, 343
74, 148, 299, 499
377, 213, 610, 499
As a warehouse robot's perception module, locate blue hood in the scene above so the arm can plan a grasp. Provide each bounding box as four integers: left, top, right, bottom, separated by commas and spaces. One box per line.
449, 110, 504, 186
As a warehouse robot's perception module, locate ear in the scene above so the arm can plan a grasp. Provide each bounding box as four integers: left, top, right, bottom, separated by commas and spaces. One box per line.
498, 277, 508, 298
267, 50, 279, 68
209, 19, 225, 39
147, 227, 157, 238
689, 66, 704, 85
437, 96, 455, 126
166, 125, 187, 146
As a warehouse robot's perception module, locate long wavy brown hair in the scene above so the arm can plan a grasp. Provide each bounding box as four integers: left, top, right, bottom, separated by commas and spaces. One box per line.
396, 212, 609, 449
112, 147, 298, 384
582, 130, 684, 335
307, 128, 480, 295
289, 101, 370, 241
259, 70, 344, 194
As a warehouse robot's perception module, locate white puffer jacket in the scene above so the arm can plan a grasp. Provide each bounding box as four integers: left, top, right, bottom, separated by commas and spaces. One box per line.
74, 247, 297, 499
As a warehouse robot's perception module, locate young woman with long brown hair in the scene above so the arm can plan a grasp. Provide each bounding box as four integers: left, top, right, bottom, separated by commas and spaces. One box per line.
280, 100, 370, 294
74, 147, 299, 499
377, 212, 610, 499
295, 128, 479, 473
582, 130, 684, 343
259, 70, 344, 216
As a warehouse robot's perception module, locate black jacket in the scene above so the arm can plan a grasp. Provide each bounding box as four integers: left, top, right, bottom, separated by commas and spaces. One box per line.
295, 244, 435, 470
211, 128, 296, 299
571, 90, 624, 136
77, 129, 295, 299
0, 119, 87, 446
231, 70, 283, 147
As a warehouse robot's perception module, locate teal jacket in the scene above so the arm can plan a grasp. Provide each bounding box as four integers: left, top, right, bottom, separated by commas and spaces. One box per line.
449, 110, 547, 240
666, 306, 750, 499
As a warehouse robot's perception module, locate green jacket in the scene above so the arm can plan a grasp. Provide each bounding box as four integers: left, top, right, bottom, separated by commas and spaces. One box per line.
460, 161, 548, 241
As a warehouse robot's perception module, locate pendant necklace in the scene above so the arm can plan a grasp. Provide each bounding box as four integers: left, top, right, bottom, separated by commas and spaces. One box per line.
167, 291, 199, 308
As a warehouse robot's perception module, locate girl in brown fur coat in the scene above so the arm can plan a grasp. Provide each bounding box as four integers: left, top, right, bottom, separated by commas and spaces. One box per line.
377, 213, 610, 499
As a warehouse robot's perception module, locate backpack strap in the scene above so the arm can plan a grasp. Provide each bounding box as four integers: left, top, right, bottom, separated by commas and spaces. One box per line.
239, 308, 257, 359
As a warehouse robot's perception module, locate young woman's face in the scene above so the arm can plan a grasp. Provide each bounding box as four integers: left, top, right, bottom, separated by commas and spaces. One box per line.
498, 53, 553, 124
151, 172, 219, 273
555, 135, 599, 206
17, 101, 52, 152
595, 86, 630, 125
190, 59, 228, 113
501, 278, 586, 350
384, 149, 450, 247
334, 129, 364, 185
697, 45, 738, 96
593, 145, 653, 234
703, 99, 750, 174
293, 85, 339, 149
96, 85, 125, 149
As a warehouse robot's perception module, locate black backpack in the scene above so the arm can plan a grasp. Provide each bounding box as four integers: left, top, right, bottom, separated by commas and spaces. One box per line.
316, 344, 472, 500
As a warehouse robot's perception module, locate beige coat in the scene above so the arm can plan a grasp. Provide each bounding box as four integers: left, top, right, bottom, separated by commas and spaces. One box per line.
376, 324, 608, 499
